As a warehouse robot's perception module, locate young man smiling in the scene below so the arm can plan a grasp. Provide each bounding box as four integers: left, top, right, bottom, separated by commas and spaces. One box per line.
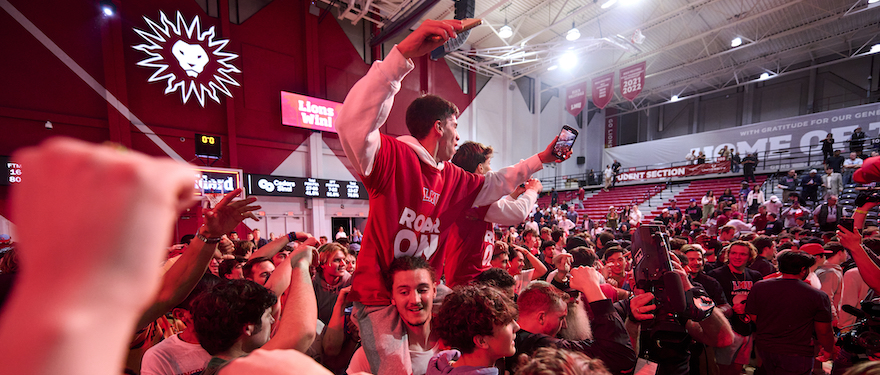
346, 256, 441, 375
707, 241, 762, 375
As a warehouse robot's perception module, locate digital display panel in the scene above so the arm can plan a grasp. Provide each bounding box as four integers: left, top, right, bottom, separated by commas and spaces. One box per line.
281, 91, 342, 133
247, 174, 367, 200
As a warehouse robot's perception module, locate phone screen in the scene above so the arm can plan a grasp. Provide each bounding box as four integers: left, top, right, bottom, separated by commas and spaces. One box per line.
553, 125, 578, 160
840, 217, 855, 232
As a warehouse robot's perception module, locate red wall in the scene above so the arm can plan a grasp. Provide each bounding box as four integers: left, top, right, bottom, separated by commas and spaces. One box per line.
0, 0, 474, 238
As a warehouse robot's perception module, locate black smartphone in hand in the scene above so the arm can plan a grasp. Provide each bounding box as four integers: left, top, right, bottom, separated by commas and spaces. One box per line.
553, 125, 579, 160
840, 217, 855, 232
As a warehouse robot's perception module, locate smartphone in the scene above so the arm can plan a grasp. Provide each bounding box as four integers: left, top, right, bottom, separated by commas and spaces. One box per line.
552, 125, 579, 160
840, 217, 855, 232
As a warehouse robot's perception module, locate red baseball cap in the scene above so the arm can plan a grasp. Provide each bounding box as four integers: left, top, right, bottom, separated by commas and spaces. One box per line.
800, 243, 832, 256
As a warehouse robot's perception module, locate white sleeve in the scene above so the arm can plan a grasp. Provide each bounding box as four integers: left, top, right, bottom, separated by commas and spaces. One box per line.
485, 191, 538, 225
336, 46, 414, 177
473, 155, 544, 207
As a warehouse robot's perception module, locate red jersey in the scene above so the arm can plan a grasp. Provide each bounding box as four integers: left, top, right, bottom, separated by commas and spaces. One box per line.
350, 135, 485, 305
443, 205, 494, 287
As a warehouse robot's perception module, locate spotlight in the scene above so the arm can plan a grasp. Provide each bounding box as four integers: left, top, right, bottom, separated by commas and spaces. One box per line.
759, 72, 770, 80
99, 0, 115, 17
559, 52, 578, 70
498, 24, 513, 39
566, 22, 580, 41
871, 44, 880, 53
870, 0, 879, 4
731, 37, 742, 48
547, 65, 558, 71
670, 95, 679, 102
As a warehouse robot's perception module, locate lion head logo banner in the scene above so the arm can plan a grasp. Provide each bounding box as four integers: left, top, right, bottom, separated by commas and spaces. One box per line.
133, 11, 241, 107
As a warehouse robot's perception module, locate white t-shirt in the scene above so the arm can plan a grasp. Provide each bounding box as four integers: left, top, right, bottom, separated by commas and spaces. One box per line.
141, 334, 211, 375
335, 231, 347, 239
844, 158, 863, 170
347, 342, 440, 375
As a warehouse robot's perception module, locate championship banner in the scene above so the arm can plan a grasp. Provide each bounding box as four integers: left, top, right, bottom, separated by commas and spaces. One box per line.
619, 62, 646, 102
592, 73, 614, 109
605, 108, 618, 148
565, 83, 587, 117
616, 161, 731, 182
604, 102, 880, 169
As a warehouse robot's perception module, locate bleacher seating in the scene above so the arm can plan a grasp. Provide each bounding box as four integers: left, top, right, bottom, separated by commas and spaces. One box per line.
645, 176, 768, 221
569, 184, 666, 219
536, 190, 578, 208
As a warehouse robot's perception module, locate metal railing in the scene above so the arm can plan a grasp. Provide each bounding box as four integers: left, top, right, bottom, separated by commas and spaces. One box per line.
540, 137, 877, 190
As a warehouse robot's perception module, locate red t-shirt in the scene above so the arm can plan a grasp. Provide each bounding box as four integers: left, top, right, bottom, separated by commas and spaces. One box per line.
443, 205, 494, 288
350, 135, 485, 305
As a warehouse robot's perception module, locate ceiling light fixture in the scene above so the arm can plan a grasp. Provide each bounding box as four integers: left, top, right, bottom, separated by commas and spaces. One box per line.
547, 65, 558, 71
99, 0, 116, 16
559, 52, 578, 70
498, 6, 513, 39
759, 72, 770, 80
600, 0, 618, 9
870, 0, 879, 4
731, 37, 742, 48
566, 22, 580, 41
671, 95, 680, 102
498, 24, 513, 39
871, 44, 880, 53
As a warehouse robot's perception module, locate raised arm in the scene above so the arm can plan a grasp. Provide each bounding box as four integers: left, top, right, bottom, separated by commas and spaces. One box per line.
137, 188, 260, 329
262, 244, 318, 352
512, 244, 547, 281
687, 309, 734, 347
252, 231, 304, 261
322, 286, 352, 357
336, 20, 461, 177
0, 138, 196, 375
560, 266, 637, 374
264, 234, 319, 299
473, 140, 566, 207
485, 179, 541, 225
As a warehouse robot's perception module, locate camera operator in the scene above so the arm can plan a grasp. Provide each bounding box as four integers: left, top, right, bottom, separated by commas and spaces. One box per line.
623, 226, 733, 375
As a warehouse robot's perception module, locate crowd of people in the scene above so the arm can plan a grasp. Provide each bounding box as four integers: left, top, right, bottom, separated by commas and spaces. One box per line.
5, 18, 880, 375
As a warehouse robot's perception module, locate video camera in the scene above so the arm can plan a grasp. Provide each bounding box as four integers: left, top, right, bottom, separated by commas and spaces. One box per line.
632, 225, 715, 362
632, 225, 689, 344
838, 297, 880, 358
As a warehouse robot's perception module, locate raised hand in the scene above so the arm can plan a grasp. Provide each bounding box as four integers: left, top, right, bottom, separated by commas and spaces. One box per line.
630, 292, 657, 320
538, 136, 573, 163
524, 178, 543, 192
397, 19, 463, 60
202, 188, 260, 237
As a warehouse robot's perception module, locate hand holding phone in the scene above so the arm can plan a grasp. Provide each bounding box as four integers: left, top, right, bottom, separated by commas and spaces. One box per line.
552, 125, 579, 160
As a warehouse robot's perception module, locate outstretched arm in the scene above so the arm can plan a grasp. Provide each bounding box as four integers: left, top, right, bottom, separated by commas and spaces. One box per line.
484, 179, 541, 225
264, 234, 319, 298
137, 188, 260, 329
263, 243, 318, 352
473, 140, 567, 207
0, 138, 196, 375
336, 20, 462, 177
